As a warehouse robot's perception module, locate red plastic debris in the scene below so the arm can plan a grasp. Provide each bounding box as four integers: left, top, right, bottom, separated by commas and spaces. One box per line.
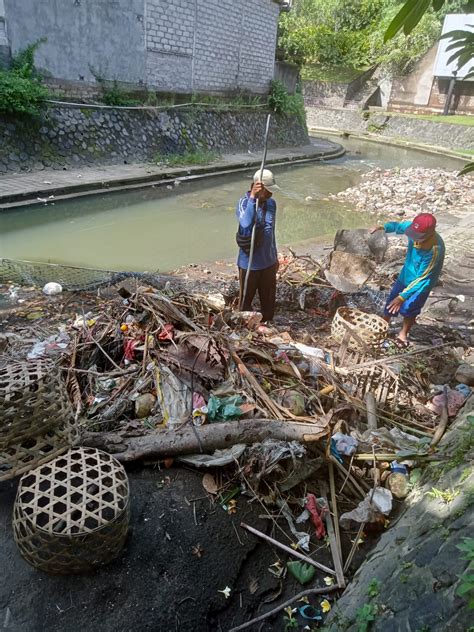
305, 493, 328, 540
158, 324, 175, 341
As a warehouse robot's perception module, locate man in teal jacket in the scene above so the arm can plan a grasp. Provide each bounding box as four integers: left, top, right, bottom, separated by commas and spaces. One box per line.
371, 213, 445, 347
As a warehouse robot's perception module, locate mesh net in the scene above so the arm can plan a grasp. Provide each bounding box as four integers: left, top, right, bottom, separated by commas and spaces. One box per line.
0, 258, 162, 291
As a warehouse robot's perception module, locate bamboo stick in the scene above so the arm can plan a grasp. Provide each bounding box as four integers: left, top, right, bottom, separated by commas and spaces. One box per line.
240, 522, 336, 576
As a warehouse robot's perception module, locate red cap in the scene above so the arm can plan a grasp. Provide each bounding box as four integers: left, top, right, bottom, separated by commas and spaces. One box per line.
405, 213, 437, 241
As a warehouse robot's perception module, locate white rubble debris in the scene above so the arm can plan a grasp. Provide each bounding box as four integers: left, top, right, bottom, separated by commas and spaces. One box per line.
331, 167, 474, 217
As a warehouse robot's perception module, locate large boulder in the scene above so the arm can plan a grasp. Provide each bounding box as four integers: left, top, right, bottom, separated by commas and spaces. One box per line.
334, 228, 388, 263
455, 363, 474, 387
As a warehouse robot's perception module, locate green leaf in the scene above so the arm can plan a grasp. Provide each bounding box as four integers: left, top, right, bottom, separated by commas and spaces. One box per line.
441, 29, 474, 41
287, 561, 317, 585
403, 0, 432, 36
445, 42, 469, 54
458, 161, 474, 176
448, 50, 474, 68
432, 0, 446, 10
384, 0, 421, 42
457, 582, 474, 596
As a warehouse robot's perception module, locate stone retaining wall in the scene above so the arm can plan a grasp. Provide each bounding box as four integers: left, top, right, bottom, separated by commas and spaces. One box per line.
0, 106, 308, 173
307, 106, 474, 151
326, 401, 474, 632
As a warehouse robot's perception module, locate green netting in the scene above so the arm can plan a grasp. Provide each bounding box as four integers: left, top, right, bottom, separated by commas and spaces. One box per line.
0, 258, 161, 291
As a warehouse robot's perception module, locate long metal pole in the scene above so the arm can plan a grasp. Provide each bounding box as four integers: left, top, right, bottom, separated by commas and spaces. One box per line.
240, 113, 272, 311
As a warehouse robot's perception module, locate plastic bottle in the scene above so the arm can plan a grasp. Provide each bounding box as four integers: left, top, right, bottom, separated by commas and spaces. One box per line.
386, 461, 409, 499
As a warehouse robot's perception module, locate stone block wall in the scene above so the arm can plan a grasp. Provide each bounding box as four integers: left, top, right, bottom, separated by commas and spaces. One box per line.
3, 0, 281, 95
0, 105, 308, 173
302, 81, 349, 108
274, 62, 299, 95
306, 105, 474, 151
0, 0, 9, 68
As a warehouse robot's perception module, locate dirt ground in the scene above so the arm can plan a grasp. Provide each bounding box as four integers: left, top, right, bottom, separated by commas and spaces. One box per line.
1, 464, 350, 632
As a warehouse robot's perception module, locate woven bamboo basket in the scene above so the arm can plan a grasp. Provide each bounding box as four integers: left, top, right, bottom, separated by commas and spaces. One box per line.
13, 447, 130, 574
331, 307, 388, 350
0, 360, 77, 481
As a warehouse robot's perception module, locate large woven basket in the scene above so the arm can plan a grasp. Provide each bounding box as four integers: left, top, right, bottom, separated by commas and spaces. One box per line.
0, 360, 77, 481
13, 447, 130, 574
331, 307, 388, 349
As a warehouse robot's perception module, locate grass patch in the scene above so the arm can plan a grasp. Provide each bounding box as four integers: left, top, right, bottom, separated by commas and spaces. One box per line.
154, 149, 219, 167
301, 65, 367, 83
392, 113, 474, 127
453, 149, 474, 157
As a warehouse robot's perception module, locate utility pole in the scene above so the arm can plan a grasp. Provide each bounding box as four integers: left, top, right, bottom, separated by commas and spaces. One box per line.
443, 70, 457, 116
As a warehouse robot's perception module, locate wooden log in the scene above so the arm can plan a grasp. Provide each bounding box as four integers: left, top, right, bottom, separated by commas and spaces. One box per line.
430, 385, 450, 448
81, 418, 329, 462
364, 391, 378, 431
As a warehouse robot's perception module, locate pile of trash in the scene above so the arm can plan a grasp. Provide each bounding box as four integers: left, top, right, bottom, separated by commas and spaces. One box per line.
331, 167, 474, 217
1, 242, 472, 629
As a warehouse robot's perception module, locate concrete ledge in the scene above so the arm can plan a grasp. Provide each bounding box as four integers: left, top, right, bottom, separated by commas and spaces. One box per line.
309, 126, 471, 163
0, 141, 345, 210
306, 106, 474, 154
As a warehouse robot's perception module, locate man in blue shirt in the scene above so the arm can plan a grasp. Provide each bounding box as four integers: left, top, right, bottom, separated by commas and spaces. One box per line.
371, 213, 445, 347
236, 169, 279, 322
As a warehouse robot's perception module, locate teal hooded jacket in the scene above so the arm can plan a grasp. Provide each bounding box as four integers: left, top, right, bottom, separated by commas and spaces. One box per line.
384, 221, 445, 300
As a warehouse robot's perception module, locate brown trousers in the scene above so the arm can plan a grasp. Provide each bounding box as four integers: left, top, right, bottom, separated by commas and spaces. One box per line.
238, 263, 278, 322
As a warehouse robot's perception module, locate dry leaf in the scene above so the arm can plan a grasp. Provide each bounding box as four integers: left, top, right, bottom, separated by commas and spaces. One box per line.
202, 473, 218, 495
249, 578, 259, 595
192, 544, 204, 558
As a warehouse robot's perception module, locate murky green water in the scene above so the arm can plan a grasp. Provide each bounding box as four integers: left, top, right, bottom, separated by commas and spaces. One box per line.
0, 137, 463, 272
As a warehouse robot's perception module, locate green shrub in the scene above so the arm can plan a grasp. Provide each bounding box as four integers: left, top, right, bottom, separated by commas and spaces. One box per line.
101, 80, 139, 107
457, 537, 474, 609
0, 72, 49, 116
0, 39, 49, 117
277, 0, 448, 77
89, 66, 140, 107
268, 80, 306, 126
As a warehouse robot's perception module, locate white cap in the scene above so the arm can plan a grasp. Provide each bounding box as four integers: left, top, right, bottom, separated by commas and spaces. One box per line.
253, 168, 279, 192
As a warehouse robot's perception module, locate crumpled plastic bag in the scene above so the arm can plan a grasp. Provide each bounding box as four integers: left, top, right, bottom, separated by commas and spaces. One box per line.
277, 499, 311, 551
246, 439, 306, 473
177, 444, 247, 468
340, 487, 392, 530
155, 364, 191, 430
27, 328, 70, 360
42, 282, 62, 296
207, 394, 244, 421
332, 432, 358, 456
291, 342, 325, 377
361, 427, 421, 451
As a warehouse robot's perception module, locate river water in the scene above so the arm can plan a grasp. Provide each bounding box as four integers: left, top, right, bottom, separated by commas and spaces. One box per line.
0, 137, 463, 272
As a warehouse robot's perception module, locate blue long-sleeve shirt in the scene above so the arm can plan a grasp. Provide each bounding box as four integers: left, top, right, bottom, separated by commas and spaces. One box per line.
384, 221, 445, 300
236, 193, 278, 271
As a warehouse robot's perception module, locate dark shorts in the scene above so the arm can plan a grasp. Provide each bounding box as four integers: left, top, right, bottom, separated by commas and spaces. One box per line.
384, 279, 430, 318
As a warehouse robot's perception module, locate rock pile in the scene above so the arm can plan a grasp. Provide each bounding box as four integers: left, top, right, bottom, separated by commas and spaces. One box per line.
332, 167, 474, 217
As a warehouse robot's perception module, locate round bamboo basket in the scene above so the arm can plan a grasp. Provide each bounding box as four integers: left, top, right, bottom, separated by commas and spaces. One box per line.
13, 447, 130, 574
0, 361, 78, 482
331, 307, 388, 349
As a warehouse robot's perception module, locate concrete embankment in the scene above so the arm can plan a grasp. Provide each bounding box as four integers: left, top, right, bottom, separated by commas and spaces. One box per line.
307, 106, 474, 155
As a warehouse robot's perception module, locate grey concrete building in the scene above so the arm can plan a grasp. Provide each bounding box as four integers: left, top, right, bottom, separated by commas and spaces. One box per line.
2, 0, 287, 95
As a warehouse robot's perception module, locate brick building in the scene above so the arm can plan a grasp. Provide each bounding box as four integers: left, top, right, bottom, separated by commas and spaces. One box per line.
1, 0, 287, 96
388, 14, 474, 115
